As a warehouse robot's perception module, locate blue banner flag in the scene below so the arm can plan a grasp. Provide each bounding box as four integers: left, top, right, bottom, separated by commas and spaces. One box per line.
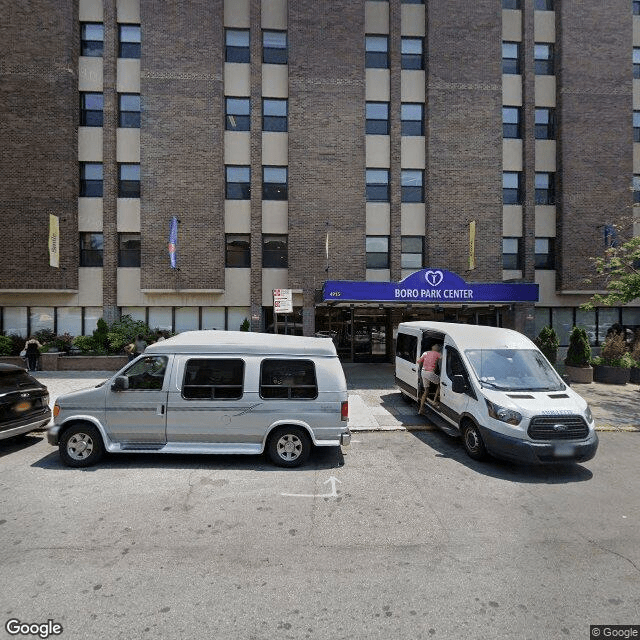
168, 216, 178, 269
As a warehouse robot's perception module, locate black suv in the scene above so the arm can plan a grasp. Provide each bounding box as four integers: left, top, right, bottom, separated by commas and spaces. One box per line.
0, 364, 51, 441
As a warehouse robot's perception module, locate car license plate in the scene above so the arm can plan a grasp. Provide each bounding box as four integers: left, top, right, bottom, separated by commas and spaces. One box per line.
15, 401, 31, 412
554, 443, 575, 457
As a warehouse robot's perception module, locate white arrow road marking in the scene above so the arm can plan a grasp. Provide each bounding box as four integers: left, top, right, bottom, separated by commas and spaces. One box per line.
281, 476, 342, 498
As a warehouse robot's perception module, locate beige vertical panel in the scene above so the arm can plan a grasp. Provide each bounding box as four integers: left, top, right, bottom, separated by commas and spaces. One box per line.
535, 206, 556, 237
366, 136, 390, 168
400, 204, 425, 236
116, 128, 140, 163
261, 269, 288, 306
365, 1, 389, 33
78, 199, 104, 232
117, 199, 141, 232
634, 143, 640, 172
502, 139, 523, 171
116, 59, 140, 93
117, 0, 140, 23
79, 58, 103, 91
79, 0, 103, 21
78, 127, 103, 161
366, 69, 390, 101
503, 205, 523, 236
262, 64, 288, 97
225, 63, 251, 96
262, 0, 286, 29
534, 11, 555, 43
635, 18, 640, 45
224, 0, 250, 27
78, 269, 104, 305
224, 131, 251, 164
534, 140, 556, 172
225, 201, 251, 232
502, 75, 522, 106
401, 70, 425, 102
225, 269, 252, 305
116, 268, 142, 305
365, 203, 390, 235
401, 137, 425, 169
634, 80, 640, 109
535, 76, 556, 107
262, 132, 288, 165
262, 202, 288, 234
502, 10, 522, 41
401, 5, 425, 37
366, 269, 390, 282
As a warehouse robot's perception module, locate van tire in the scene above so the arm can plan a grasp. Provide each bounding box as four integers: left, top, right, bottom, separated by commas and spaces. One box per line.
267, 426, 311, 468
59, 423, 104, 468
461, 420, 488, 461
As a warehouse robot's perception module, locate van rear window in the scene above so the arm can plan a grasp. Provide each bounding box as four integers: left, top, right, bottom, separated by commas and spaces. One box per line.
396, 333, 417, 362
260, 359, 317, 399
182, 359, 244, 400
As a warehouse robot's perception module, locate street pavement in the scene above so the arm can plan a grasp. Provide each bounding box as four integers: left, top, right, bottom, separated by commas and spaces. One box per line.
32, 363, 640, 433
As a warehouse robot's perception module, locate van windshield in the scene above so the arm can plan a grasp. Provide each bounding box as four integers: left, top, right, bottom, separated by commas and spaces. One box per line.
464, 349, 565, 392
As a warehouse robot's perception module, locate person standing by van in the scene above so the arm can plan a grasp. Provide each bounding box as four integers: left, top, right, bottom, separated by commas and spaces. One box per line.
417, 344, 442, 386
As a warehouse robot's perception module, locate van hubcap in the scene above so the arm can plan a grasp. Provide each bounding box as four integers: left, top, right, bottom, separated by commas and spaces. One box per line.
277, 434, 302, 461
68, 434, 93, 460
465, 429, 480, 452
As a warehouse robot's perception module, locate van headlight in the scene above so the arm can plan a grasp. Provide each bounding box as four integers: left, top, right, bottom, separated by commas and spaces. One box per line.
585, 406, 594, 424
485, 399, 522, 426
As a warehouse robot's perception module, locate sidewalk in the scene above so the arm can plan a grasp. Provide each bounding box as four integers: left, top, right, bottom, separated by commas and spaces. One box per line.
33, 365, 640, 434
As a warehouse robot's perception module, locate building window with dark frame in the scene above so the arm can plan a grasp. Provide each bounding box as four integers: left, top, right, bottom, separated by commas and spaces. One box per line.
225, 97, 250, 131
118, 163, 140, 198
633, 175, 640, 204
226, 29, 250, 63
263, 30, 287, 64
535, 43, 554, 75
502, 237, 522, 270
535, 107, 556, 139
80, 162, 103, 197
502, 42, 521, 74
503, 106, 521, 139
401, 236, 423, 270
81, 23, 103, 57
401, 0, 424, 3
262, 166, 288, 200
119, 93, 140, 128
80, 92, 103, 127
366, 169, 390, 202
635, 48, 640, 78
401, 37, 423, 70
635, 0, 640, 16
534, 0, 554, 10
401, 103, 424, 136
225, 166, 250, 200
225, 234, 251, 268
262, 99, 288, 132
366, 236, 390, 269
535, 172, 555, 205
79, 232, 104, 267
503, 171, 522, 205
634, 111, 640, 143
119, 24, 140, 59
401, 170, 424, 203
118, 233, 141, 267
503, 0, 521, 8
366, 102, 389, 135
535, 237, 555, 269
263, 235, 288, 268
366, 35, 389, 69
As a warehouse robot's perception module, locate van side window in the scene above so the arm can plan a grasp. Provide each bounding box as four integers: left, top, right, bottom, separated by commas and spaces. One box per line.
260, 359, 317, 399
396, 333, 417, 362
445, 347, 467, 381
182, 359, 244, 400
124, 356, 168, 390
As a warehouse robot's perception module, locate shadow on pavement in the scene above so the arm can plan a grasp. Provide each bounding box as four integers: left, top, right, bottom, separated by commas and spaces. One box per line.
0, 433, 46, 459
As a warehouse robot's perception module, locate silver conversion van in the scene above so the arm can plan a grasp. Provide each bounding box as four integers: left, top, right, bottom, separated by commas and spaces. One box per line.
48, 331, 351, 468
395, 321, 598, 464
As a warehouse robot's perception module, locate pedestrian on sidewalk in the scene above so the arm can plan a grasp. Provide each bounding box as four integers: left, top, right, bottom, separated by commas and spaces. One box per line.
23, 336, 43, 372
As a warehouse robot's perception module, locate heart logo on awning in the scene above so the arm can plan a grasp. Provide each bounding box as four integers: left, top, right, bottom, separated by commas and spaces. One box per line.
424, 270, 444, 287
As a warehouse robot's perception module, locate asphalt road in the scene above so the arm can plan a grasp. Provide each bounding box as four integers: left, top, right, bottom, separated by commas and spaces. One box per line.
1, 428, 639, 640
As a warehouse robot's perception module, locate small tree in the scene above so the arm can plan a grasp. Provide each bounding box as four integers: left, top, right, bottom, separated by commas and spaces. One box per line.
565, 327, 592, 368
595, 332, 634, 368
240, 318, 250, 332
535, 326, 559, 365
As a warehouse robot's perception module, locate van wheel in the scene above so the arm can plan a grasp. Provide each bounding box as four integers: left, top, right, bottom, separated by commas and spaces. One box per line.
461, 421, 488, 461
59, 424, 104, 468
268, 426, 311, 468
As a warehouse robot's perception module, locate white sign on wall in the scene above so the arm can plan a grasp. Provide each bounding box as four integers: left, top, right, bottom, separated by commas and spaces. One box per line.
273, 289, 293, 314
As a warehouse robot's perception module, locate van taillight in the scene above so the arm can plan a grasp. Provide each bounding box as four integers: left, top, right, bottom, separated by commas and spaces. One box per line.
341, 400, 349, 421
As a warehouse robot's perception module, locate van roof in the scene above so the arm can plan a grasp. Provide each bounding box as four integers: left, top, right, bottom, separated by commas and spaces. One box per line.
398, 321, 536, 351
144, 330, 338, 357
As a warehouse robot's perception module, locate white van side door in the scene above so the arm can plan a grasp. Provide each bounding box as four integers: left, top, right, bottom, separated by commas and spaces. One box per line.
439, 345, 471, 428
395, 331, 420, 398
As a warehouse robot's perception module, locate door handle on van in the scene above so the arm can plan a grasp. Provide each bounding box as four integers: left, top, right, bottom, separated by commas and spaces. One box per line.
411, 366, 417, 372
157, 404, 165, 416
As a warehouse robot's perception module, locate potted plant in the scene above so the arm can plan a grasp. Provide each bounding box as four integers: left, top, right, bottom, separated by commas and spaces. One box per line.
564, 327, 593, 383
535, 326, 559, 366
592, 332, 633, 385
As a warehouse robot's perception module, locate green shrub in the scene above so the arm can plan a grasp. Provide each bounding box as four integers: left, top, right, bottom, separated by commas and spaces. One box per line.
93, 318, 110, 353
565, 327, 592, 367
240, 318, 250, 332
0, 335, 13, 356
72, 335, 99, 354
595, 332, 633, 368
535, 326, 559, 364
7, 334, 25, 356
106, 315, 151, 353
34, 328, 56, 345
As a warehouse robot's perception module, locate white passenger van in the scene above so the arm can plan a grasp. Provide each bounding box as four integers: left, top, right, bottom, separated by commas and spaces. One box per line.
395, 321, 598, 464
48, 331, 351, 468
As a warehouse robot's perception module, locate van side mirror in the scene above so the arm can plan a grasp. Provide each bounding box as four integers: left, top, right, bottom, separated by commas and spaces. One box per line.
111, 376, 129, 391
451, 374, 467, 394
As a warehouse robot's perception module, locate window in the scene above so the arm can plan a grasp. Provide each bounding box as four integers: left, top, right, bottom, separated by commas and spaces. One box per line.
535, 43, 554, 75
502, 237, 522, 270
124, 356, 168, 391
262, 99, 288, 132
263, 235, 288, 268
79, 232, 103, 267
366, 35, 389, 69
366, 102, 389, 135
535, 107, 556, 139
262, 166, 288, 200
635, 48, 640, 79
80, 92, 103, 127
635, 111, 640, 142
225, 97, 250, 131
366, 169, 389, 202
535, 238, 556, 269
119, 24, 140, 59
182, 359, 244, 400
402, 0, 423, 3
502, 42, 520, 74
81, 23, 103, 57
634, 175, 640, 203
396, 333, 418, 362
119, 163, 140, 198
401, 170, 424, 203
534, 0, 553, 9
503, 0, 521, 7
79, 162, 103, 197
226, 29, 249, 63
263, 31, 287, 64
401, 236, 423, 269
119, 94, 140, 128
401, 103, 424, 136
401, 37, 423, 70
503, 107, 521, 138
503, 171, 522, 204
635, 0, 640, 15
535, 172, 555, 205
226, 166, 250, 200
226, 234, 251, 267
118, 233, 141, 267
260, 359, 317, 399
366, 236, 389, 269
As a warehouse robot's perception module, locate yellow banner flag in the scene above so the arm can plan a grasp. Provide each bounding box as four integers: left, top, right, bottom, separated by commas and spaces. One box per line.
48, 214, 59, 268
469, 220, 476, 271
